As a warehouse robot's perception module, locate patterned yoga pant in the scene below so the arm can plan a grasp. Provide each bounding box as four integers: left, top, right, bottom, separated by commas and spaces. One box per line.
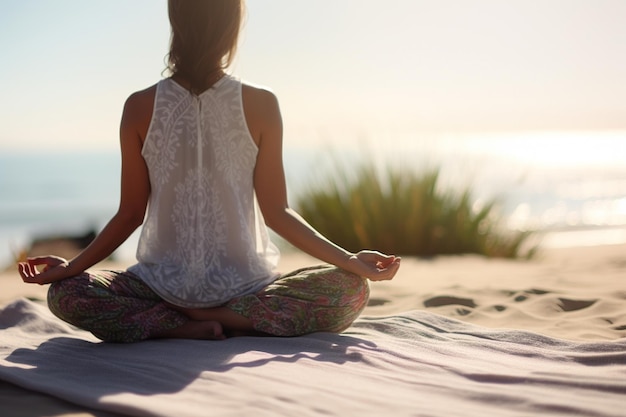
47, 265, 369, 343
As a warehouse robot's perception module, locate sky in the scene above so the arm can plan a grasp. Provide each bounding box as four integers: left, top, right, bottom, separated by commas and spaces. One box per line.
1, 0, 625, 152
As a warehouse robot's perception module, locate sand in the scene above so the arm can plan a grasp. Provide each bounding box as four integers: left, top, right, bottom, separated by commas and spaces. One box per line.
279, 244, 626, 341
1, 243, 625, 416
3, 244, 625, 340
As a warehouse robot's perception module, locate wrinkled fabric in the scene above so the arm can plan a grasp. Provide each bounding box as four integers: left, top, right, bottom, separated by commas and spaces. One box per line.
1, 298, 624, 417
227, 264, 369, 335
47, 265, 368, 342
47, 270, 188, 342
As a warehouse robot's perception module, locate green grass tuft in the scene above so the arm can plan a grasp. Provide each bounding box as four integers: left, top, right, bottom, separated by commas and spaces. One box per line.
295, 160, 537, 259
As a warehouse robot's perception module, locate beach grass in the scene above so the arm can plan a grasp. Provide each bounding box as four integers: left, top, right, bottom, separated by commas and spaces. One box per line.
296, 160, 537, 259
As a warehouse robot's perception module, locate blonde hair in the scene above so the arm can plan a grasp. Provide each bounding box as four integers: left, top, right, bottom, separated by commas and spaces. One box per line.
167, 0, 243, 94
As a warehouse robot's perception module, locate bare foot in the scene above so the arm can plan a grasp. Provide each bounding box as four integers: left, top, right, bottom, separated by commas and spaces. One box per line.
193, 320, 226, 340
165, 303, 255, 333
155, 320, 226, 340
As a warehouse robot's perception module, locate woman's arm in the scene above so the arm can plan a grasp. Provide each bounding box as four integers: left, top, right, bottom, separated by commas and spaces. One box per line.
18, 89, 154, 285
247, 86, 400, 281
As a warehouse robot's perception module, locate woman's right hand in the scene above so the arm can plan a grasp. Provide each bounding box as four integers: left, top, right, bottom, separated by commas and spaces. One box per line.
345, 250, 401, 281
17, 255, 72, 285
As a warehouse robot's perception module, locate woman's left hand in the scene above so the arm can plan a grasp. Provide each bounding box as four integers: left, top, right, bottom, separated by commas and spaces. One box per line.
17, 256, 71, 285
345, 250, 401, 281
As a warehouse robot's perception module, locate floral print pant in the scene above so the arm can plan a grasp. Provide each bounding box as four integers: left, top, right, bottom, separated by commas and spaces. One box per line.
47, 265, 369, 343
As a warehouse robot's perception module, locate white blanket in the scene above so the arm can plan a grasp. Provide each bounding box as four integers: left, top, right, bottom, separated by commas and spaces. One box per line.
0, 298, 624, 417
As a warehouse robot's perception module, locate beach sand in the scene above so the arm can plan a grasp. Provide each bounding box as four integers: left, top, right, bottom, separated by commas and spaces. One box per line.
1, 243, 625, 416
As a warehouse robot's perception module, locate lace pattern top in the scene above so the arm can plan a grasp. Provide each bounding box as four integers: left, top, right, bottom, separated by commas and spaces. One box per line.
128, 75, 280, 308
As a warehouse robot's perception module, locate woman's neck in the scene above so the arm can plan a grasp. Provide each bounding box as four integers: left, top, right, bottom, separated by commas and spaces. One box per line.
171, 70, 225, 94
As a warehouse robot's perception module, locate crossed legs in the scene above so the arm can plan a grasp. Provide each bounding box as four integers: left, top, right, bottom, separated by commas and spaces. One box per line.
47, 265, 369, 343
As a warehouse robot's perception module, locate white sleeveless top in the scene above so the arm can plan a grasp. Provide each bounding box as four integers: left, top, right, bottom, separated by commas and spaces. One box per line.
128, 75, 280, 308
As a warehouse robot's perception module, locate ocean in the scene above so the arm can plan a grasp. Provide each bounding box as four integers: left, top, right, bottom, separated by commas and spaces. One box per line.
1, 130, 625, 268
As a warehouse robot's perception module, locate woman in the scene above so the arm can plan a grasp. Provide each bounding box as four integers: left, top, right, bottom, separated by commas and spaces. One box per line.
18, 0, 400, 342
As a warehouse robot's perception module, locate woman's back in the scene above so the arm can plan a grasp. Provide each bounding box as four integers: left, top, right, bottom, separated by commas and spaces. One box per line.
128, 75, 280, 308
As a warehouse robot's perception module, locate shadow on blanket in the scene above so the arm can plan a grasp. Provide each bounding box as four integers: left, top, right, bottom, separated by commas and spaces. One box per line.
0, 299, 378, 398
1, 298, 626, 417
4, 332, 378, 394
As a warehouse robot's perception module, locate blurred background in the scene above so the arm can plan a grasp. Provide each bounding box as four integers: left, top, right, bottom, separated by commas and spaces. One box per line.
1, 0, 625, 267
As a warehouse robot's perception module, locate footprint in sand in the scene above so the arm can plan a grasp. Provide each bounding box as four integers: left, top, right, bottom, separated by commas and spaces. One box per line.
367, 298, 390, 307
423, 296, 477, 309
510, 289, 597, 313
512, 288, 551, 302
557, 298, 597, 312
455, 308, 472, 316
610, 258, 626, 268
526, 289, 550, 295
422, 296, 477, 318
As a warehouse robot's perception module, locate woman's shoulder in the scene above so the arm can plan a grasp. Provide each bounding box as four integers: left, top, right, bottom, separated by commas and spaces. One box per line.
241, 81, 278, 104
240, 81, 281, 145
125, 83, 158, 110
121, 83, 158, 141
241, 81, 280, 119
